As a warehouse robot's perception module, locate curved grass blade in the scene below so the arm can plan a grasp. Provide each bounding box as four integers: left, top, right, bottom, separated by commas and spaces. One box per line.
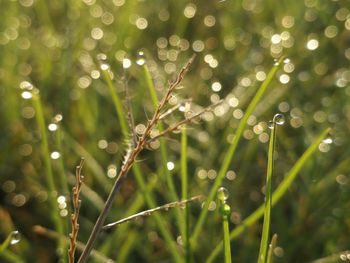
191, 57, 284, 246
0, 231, 18, 254
206, 127, 330, 263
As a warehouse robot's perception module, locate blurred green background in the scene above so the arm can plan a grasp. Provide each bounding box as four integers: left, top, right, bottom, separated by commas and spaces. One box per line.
0, 0, 350, 262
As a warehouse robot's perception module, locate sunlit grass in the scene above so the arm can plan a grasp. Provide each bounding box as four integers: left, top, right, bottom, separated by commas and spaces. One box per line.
0, 0, 348, 262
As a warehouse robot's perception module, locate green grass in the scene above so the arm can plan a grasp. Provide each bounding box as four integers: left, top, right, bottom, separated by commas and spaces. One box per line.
257, 114, 280, 263
206, 127, 330, 263
0, 0, 348, 262
32, 90, 67, 262
191, 57, 283, 247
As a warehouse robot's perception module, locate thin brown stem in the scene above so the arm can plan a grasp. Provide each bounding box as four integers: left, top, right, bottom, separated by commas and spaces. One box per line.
147, 100, 223, 144
68, 158, 85, 263
77, 55, 195, 263
102, 195, 203, 230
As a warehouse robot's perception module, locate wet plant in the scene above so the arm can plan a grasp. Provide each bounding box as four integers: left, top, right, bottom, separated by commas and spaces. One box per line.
218, 187, 232, 263
0, 1, 348, 262
257, 113, 284, 263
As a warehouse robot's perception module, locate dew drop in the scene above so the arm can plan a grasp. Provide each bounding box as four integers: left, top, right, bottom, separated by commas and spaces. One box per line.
21, 91, 32, 100
268, 120, 274, 129
100, 63, 110, 71
48, 123, 58, 131
19, 81, 33, 90
136, 51, 145, 65
50, 151, 61, 160
123, 58, 132, 69
10, 231, 21, 245
217, 187, 229, 202
283, 58, 291, 64
273, 59, 280, 66
274, 113, 285, 125
323, 138, 333, 144
166, 161, 175, 171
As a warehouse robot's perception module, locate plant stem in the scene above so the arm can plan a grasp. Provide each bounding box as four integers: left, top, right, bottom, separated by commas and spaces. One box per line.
206, 128, 330, 263
258, 117, 277, 263
222, 213, 232, 263
181, 126, 191, 262
32, 91, 66, 262
191, 57, 283, 247
78, 56, 195, 263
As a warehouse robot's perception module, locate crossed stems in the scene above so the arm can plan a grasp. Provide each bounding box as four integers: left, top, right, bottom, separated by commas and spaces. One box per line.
77, 55, 196, 263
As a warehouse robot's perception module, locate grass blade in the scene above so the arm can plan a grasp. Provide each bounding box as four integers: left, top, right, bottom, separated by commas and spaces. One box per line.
0, 231, 17, 254
143, 63, 185, 240
222, 209, 232, 263
32, 90, 66, 262
257, 114, 281, 263
143, 63, 180, 200
99, 64, 182, 262
181, 126, 191, 262
218, 187, 232, 263
206, 127, 330, 263
191, 57, 284, 246
100, 67, 129, 137
266, 234, 278, 263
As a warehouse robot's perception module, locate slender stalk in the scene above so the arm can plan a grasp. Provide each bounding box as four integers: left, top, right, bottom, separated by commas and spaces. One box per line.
32, 90, 66, 262
222, 209, 232, 263
191, 57, 283, 246
143, 63, 183, 239
0, 231, 19, 253
205, 128, 331, 263
146, 100, 222, 145
55, 125, 70, 197
181, 126, 191, 262
257, 115, 279, 263
266, 234, 278, 263
100, 67, 129, 138
68, 159, 85, 263
102, 196, 202, 230
101, 59, 185, 262
77, 56, 195, 263
310, 250, 350, 263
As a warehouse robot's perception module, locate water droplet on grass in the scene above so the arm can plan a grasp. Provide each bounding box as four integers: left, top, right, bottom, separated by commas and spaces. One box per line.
323, 138, 333, 144
273, 59, 280, 66
100, 63, 110, 70
20, 81, 33, 90
269, 113, 285, 129
217, 187, 229, 202
274, 113, 285, 125
21, 91, 32, 99
123, 58, 132, 69
10, 231, 21, 245
136, 51, 145, 65
283, 58, 291, 64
